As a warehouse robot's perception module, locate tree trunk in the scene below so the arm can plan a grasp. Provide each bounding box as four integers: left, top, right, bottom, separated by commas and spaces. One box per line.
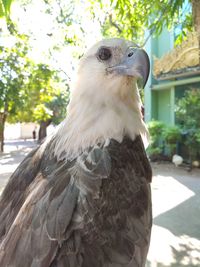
0, 113, 7, 152
38, 119, 52, 143
192, 0, 200, 64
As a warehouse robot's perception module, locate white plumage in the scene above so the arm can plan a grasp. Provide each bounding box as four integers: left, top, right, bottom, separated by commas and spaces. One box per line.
54, 39, 149, 160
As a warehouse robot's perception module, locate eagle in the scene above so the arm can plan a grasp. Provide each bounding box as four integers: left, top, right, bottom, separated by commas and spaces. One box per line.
0, 38, 152, 267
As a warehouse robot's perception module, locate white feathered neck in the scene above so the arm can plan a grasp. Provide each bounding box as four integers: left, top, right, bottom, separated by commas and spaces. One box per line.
53, 71, 148, 161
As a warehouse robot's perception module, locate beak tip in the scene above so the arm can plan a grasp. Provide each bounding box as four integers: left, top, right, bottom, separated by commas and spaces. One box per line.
135, 49, 150, 88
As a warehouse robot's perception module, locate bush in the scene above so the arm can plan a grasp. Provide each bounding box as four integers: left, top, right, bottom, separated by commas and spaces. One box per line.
147, 88, 200, 162
148, 120, 166, 146
176, 88, 200, 162
163, 126, 182, 157
163, 126, 182, 144
147, 121, 182, 160
147, 120, 166, 160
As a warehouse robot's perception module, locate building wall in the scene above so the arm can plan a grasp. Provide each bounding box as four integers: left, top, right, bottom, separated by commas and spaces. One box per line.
4, 123, 21, 140
144, 28, 174, 124
148, 78, 200, 126
152, 28, 174, 58
5, 123, 39, 140
157, 89, 174, 125
20, 123, 39, 139
4, 123, 56, 140
150, 88, 175, 125
144, 27, 200, 126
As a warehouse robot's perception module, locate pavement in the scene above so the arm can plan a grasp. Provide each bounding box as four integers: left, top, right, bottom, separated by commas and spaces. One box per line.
148, 163, 200, 267
0, 140, 37, 194
0, 140, 200, 267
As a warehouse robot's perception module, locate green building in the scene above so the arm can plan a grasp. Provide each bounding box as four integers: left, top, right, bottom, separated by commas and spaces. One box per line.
144, 30, 200, 126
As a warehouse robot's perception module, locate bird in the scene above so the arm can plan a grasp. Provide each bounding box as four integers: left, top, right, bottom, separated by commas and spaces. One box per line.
172, 154, 183, 167
0, 38, 152, 267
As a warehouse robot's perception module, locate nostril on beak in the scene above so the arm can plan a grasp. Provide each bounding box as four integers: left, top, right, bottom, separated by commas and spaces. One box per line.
128, 52, 134, 57
128, 52, 133, 57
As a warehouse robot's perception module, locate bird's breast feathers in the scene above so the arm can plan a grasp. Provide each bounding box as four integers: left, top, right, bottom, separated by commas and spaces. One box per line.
52, 94, 149, 161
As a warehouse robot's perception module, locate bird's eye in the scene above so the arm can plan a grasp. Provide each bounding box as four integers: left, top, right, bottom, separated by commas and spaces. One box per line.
98, 47, 112, 61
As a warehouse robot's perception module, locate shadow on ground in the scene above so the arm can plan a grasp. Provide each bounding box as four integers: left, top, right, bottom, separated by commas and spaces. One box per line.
0, 149, 33, 165
147, 163, 200, 267
154, 194, 200, 239
147, 241, 200, 267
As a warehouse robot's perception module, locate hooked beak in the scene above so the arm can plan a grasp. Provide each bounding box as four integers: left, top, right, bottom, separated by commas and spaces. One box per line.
107, 48, 150, 88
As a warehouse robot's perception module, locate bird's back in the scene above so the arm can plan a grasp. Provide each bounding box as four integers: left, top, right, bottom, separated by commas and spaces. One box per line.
0, 135, 152, 267
79, 136, 152, 267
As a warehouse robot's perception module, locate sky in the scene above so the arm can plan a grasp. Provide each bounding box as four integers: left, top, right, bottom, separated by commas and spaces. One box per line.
3, 0, 105, 79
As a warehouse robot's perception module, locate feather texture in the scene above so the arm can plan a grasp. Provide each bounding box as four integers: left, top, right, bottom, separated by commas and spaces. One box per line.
0, 135, 152, 267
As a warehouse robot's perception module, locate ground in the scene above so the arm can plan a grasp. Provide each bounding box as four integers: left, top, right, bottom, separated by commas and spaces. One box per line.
148, 163, 200, 267
0, 140, 200, 267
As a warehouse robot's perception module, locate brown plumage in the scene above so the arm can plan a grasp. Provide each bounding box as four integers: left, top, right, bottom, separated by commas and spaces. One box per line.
0, 38, 152, 267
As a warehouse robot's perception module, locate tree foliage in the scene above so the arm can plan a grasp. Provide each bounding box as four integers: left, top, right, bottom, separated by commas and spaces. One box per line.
0, 33, 30, 151
11, 63, 68, 124
0, 35, 29, 116
10, 62, 69, 141
0, 0, 197, 45
176, 88, 200, 130
88, 0, 193, 45
0, 0, 12, 17
0, 26, 69, 148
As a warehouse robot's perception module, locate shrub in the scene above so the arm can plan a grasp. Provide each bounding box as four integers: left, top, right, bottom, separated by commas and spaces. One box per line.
176, 88, 200, 162
163, 126, 182, 157
147, 121, 182, 160
148, 120, 166, 146
147, 120, 166, 160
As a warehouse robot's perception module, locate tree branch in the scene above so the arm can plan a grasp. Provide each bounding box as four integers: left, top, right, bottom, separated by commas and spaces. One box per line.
109, 14, 122, 34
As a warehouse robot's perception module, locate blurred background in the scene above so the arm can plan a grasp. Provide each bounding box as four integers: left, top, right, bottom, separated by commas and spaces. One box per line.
0, 0, 200, 163
0, 0, 200, 266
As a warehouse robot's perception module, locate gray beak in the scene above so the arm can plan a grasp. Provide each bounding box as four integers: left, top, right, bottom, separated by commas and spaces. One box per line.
107, 48, 150, 88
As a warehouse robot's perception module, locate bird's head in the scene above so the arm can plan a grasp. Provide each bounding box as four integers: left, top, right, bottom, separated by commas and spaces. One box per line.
55, 38, 150, 160
71, 38, 149, 108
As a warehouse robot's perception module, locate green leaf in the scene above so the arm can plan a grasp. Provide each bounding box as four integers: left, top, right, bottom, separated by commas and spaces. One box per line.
0, 0, 5, 17
0, 0, 13, 17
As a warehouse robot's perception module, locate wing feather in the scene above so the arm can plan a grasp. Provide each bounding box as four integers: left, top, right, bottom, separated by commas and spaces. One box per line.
0, 136, 151, 267
0, 139, 111, 267
0, 145, 42, 240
